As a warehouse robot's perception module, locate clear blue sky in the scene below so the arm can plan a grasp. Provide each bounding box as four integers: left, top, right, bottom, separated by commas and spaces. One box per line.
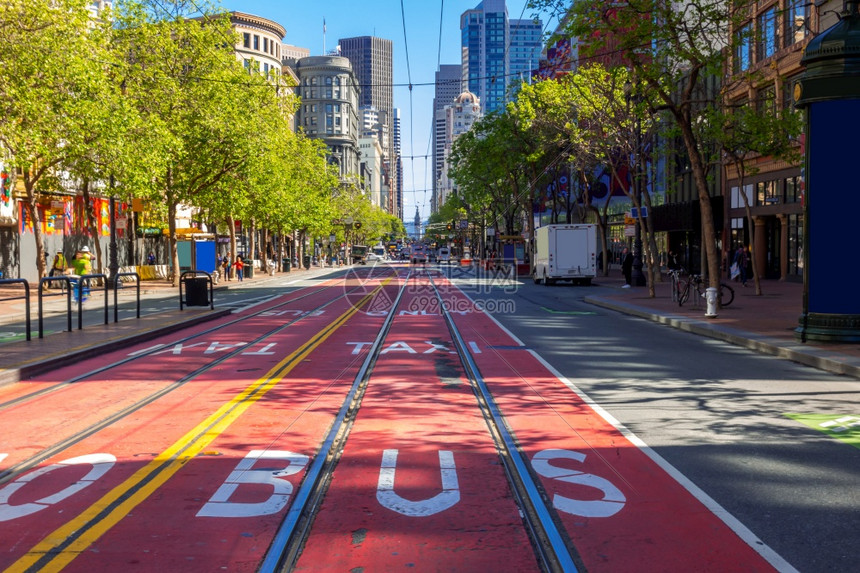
217, 1, 558, 222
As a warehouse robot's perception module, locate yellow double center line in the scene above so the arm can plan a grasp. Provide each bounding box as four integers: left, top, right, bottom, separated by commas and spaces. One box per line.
8, 280, 390, 572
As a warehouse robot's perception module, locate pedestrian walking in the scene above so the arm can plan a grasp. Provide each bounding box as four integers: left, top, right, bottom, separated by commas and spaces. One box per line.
621, 248, 633, 288
234, 255, 244, 281
222, 256, 231, 281
733, 245, 749, 286
49, 250, 66, 277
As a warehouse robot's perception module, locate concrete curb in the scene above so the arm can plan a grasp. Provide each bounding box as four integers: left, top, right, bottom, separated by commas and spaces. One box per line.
584, 295, 860, 380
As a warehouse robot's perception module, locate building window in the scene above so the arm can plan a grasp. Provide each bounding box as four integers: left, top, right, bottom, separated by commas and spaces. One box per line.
311, 77, 317, 86
788, 214, 803, 276
243, 33, 250, 48
263, 37, 268, 52
785, 175, 801, 203
785, 0, 811, 48
734, 22, 752, 72
254, 35, 259, 50
311, 104, 317, 112
325, 76, 332, 85
757, 180, 780, 205
756, 85, 776, 115
757, 6, 780, 61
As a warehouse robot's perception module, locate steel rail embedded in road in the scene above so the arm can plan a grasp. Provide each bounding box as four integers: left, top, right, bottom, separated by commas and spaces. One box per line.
259, 269, 412, 573
0, 273, 387, 414
0, 271, 396, 487
3, 273, 397, 573
429, 272, 581, 573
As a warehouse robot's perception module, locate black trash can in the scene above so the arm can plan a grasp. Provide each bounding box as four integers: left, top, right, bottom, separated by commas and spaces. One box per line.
283, 258, 291, 272
245, 264, 254, 279
186, 277, 209, 306
303, 256, 311, 270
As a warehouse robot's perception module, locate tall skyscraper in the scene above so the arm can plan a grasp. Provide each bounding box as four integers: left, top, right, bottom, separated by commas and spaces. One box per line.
339, 36, 396, 213
432, 65, 462, 214
509, 17, 543, 86
393, 108, 403, 219
460, 0, 542, 114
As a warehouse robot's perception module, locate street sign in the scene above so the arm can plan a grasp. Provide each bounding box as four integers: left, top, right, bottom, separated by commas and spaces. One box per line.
630, 206, 648, 218
624, 225, 635, 237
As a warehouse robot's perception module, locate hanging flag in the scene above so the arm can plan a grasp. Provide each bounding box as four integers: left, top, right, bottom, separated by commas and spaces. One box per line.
323, 18, 326, 34
64, 199, 72, 236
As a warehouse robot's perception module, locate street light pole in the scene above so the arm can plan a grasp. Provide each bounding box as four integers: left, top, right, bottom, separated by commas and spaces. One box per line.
108, 175, 119, 288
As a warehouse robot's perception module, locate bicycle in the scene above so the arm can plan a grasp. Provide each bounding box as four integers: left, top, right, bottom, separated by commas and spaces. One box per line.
692, 275, 735, 307
676, 273, 735, 307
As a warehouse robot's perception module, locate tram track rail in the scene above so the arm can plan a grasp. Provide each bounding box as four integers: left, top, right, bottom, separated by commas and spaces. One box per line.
260, 269, 582, 573
0, 269, 398, 487
0, 270, 390, 414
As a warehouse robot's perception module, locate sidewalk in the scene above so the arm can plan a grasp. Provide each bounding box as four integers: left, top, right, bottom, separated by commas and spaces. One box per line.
585, 272, 860, 379
0, 264, 336, 385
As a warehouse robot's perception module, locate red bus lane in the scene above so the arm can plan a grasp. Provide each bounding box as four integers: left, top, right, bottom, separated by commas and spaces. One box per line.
438, 276, 786, 572
0, 276, 399, 571
295, 279, 539, 572
0, 283, 349, 473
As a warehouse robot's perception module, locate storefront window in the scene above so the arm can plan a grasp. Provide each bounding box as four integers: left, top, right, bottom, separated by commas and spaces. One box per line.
788, 214, 803, 276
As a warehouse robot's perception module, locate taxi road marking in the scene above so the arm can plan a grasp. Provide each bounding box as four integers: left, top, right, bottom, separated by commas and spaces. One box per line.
6, 280, 390, 573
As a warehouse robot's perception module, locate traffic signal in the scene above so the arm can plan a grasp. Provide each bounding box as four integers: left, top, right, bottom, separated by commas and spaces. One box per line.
354, 221, 362, 230
446, 223, 452, 231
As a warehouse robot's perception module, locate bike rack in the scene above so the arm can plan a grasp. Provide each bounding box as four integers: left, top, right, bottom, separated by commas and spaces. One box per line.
76, 273, 108, 330
113, 272, 141, 323
179, 270, 214, 311
0, 278, 31, 341
38, 276, 72, 339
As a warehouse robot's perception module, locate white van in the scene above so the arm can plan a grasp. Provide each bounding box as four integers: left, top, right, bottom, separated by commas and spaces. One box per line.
437, 247, 451, 264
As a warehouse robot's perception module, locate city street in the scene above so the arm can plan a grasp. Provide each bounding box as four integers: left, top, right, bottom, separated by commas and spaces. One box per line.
0, 263, 856, 571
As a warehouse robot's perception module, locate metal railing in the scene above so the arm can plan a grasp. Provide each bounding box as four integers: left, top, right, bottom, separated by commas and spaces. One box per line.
0, 279, 31, 341
113, 272, 141, 323
38, 276, 72, 339
75, 273, 108, 330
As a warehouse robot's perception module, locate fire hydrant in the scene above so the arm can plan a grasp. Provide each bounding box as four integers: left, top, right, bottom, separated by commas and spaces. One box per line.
705, 287, 718, 318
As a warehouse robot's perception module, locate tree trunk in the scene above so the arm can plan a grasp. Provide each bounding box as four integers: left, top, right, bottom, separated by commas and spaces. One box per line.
22, 172, 47, 280
248, 217, 256, 272
227, 214, 237, 263
81, 178, 103, 275
167, 189, 179, 287
678, 116, 721, 291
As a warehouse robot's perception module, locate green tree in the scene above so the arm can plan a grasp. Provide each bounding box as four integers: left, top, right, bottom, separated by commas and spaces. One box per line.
709, 91, 802, 295
0, 0, 115, 278
534, 0, 741, 289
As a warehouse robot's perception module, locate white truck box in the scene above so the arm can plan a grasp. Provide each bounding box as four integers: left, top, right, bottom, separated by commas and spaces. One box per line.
533, 224, 597, 285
